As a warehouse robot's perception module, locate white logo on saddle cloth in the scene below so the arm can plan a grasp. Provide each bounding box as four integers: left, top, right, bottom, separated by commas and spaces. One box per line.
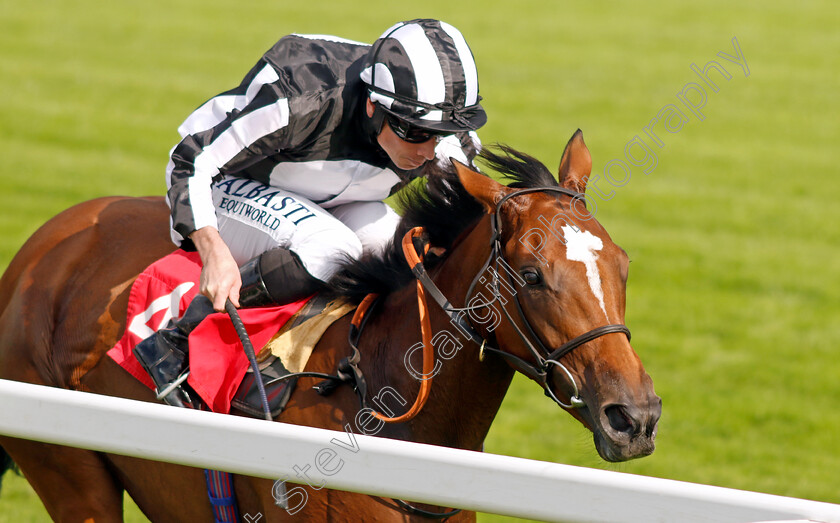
127, 282, 195, 340
562, 225, 609, 320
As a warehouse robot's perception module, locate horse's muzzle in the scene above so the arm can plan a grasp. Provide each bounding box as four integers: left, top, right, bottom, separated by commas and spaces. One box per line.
593, 395, 662, 462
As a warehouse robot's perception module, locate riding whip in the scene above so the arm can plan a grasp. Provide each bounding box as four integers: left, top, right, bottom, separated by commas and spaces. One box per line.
225, 299, 272, 421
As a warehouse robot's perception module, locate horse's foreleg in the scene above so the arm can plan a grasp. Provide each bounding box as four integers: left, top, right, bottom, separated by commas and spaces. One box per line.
0, 436, 124, 523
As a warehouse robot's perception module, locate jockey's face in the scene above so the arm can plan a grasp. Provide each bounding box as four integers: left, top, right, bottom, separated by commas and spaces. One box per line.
366, 99, 437, 171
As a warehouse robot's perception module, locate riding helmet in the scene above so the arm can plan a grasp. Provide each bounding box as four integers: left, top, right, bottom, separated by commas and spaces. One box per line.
360, 19, 487, 133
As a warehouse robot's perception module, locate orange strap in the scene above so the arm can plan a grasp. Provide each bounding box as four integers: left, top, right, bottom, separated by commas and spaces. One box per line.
350, 293, 379, 332
357, 227, 434, 423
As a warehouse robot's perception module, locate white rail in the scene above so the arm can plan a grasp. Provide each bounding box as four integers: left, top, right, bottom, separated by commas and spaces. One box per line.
0, 379, 837, 522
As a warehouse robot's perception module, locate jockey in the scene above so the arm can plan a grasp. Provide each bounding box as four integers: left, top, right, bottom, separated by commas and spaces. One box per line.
133, 19, 487, 408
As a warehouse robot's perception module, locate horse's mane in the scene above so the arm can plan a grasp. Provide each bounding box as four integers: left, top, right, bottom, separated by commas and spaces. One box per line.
326, 145, 558, 302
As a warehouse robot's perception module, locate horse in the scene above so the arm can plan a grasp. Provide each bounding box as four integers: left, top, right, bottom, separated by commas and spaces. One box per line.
0, 130, 661, 522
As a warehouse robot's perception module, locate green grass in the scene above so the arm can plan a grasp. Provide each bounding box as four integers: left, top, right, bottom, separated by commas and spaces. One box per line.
0, 472, 147, 522
1, 0, 838, 521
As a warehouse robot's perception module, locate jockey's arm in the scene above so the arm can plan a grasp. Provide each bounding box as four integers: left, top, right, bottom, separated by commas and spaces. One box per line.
189, 226, 241, 311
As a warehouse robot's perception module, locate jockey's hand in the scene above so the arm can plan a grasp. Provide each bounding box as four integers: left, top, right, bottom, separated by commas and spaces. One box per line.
189, 227, 241, 311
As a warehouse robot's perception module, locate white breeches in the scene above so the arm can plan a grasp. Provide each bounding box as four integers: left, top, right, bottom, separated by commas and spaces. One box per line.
208, 177, 401, 281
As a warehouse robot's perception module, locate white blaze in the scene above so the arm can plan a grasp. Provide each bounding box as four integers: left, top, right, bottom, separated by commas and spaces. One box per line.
562, 226, 608, 320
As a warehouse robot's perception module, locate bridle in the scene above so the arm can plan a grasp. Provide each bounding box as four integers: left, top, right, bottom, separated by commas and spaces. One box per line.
400, 186, 631, 409
333, 185, 632, 418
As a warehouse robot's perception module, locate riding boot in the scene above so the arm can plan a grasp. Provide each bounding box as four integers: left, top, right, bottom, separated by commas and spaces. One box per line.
238, 255, 276, 308
256, 246, 325, 305
132, 293, 215, 408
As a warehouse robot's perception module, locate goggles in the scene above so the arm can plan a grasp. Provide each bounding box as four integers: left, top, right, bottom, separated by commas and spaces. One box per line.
387, 115, 452, 144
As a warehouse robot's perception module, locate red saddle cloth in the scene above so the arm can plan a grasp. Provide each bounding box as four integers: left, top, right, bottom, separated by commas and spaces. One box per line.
107, 249, 309, 413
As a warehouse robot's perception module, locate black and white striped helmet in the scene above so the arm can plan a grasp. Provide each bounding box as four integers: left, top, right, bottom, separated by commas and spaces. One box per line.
361, 19, 487, 133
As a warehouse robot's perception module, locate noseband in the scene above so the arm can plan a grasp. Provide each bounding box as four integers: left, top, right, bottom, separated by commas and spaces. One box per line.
407, 186, 631, 409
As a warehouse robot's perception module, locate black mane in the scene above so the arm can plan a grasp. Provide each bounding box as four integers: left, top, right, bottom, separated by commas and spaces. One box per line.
326, 145, 558, 302
480, 144, 559, 189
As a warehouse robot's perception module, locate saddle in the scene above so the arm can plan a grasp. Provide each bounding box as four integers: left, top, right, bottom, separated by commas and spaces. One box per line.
107, 249, 353, 417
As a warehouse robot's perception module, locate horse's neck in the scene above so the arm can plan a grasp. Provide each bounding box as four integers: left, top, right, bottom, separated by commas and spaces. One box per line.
361, 217, 516, 450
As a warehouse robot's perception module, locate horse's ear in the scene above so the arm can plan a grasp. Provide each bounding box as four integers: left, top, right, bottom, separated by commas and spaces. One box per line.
454, 160, 513, 214
557, 129, 592, 193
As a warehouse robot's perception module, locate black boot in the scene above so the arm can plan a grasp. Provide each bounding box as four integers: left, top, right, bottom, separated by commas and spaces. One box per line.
255, 247, 325, 305
133, 294, 215, 408
238, 255, 276, 308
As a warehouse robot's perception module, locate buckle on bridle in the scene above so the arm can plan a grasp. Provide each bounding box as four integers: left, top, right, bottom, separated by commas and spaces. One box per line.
478, 339, 487, 362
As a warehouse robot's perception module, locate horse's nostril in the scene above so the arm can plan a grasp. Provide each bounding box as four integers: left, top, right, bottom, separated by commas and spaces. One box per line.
605, 405, 634, 434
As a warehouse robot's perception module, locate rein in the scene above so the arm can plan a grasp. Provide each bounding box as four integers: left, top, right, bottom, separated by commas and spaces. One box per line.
344, 228, 436, 423
346, 229, 436, 423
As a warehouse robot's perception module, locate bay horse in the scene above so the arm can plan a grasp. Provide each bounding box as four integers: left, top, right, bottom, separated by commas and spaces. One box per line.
0, 131, 660, 522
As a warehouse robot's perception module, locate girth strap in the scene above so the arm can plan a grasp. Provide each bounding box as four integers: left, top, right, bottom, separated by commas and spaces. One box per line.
204, 469, 238, 523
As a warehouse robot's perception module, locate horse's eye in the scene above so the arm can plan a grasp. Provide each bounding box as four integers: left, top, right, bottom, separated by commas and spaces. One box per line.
521, 268, 542, 285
